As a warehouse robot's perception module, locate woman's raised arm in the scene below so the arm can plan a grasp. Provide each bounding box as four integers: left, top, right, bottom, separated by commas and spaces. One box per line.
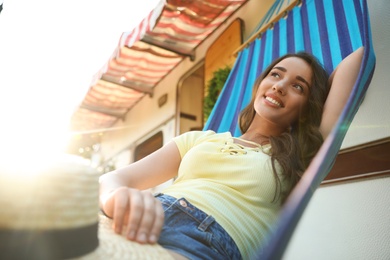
320, 47, 364, 139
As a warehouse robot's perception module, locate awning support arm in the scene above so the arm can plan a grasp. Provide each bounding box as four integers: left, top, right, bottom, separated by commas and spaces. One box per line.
80, 104, 126, 120
140, 38, 195, 61
101, 75, 154, 97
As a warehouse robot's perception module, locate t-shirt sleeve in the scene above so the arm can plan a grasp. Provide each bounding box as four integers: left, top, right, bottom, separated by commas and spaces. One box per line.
173, 130, 215, 158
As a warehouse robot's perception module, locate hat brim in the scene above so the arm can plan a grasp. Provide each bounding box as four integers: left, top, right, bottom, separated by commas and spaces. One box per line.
72, 214, 173, 260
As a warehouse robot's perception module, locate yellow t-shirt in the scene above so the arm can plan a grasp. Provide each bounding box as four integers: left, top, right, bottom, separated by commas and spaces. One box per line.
163, 130, 290, 259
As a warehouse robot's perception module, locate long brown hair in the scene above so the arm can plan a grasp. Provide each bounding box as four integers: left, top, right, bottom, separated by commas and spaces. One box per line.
239, 52, 330, 201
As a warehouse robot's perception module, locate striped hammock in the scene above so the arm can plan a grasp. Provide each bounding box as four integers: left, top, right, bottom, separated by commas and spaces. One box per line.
204, 0, 376, 258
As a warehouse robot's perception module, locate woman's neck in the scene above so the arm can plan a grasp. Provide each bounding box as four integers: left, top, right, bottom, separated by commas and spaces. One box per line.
241, 119, 287, 145
240, 131, 270, 145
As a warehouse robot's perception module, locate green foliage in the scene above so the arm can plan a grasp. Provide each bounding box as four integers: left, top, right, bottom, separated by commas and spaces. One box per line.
203, 66, 231, 122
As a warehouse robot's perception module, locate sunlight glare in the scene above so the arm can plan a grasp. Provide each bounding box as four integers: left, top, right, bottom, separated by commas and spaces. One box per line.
0, 0, 160, 173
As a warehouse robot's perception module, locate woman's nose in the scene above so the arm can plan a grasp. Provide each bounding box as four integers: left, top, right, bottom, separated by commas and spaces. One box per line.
272, 82, 286, 95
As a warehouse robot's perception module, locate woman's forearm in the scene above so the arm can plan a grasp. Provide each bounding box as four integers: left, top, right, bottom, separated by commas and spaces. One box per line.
320, 47, 364, 139
98, 140, 182, 210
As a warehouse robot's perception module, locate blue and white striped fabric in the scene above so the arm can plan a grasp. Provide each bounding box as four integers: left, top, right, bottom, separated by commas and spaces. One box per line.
204, 0, 374, 136
204, 0, 376, 258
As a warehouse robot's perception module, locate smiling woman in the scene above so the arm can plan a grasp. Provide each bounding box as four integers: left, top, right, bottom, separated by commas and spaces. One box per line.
253, 56, 312, 133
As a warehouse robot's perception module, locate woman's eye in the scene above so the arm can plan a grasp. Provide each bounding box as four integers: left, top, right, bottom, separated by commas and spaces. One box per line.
293, 84, 304, 92
270, 72, 280, 78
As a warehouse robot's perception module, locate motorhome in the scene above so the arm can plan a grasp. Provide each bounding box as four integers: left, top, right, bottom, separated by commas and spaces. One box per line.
70, 0, 389, 259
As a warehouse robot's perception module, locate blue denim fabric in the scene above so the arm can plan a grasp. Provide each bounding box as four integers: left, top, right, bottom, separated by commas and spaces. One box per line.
155, 193, 242, 260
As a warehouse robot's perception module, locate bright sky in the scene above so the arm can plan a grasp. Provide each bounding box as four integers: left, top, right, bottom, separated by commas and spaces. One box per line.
0, 0, 159, 166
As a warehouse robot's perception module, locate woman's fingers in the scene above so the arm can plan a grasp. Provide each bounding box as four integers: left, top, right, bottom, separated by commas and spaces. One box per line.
105, 187, 164, 244
112, 187, 130, 234
148, 197, 164, 243
124, 189, 144, 240
111, 188, 163, 244
133, 191, 164, 244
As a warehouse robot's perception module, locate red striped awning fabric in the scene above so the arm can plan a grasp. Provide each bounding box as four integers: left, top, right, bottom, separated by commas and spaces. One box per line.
70, 0, 247, 133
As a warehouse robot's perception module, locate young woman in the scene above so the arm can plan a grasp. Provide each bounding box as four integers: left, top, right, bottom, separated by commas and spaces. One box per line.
99, 47, 364, 259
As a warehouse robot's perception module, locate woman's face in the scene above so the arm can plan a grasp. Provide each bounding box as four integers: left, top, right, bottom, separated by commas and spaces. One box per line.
254, 57, 312, 130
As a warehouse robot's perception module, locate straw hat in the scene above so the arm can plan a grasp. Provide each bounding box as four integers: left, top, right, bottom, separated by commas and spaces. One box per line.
0, 155, 173, 260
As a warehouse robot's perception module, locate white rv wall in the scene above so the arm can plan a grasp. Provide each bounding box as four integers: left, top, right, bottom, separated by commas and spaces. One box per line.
284, 176, 390, 260
284, 1, 390, 259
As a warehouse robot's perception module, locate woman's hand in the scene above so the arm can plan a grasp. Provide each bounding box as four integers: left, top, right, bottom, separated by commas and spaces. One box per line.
98, 141, 181, 243
101, 187, 164, 244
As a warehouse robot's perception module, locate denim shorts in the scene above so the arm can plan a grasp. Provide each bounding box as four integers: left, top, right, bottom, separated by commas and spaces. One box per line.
155, 193, 242, 260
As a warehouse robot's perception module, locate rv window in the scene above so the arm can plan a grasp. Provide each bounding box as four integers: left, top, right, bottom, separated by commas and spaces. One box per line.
134, 131, 163, 162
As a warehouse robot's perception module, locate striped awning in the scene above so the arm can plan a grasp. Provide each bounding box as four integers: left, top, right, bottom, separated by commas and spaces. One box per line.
70, 0, 248, 133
